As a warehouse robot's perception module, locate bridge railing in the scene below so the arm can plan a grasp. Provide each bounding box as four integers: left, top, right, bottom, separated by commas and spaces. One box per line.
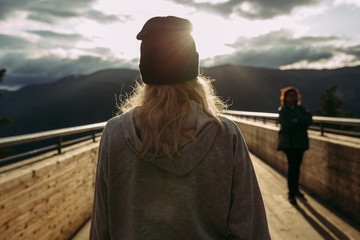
1, 111, 359, 166
0, 122, 105, 166
224, 110, 360, 137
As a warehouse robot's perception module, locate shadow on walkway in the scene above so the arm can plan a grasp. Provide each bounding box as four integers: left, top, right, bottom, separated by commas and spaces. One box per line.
296, 198, 351, 240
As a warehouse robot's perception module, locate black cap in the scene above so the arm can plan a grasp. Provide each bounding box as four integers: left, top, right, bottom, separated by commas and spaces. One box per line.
137, 16, 199, 85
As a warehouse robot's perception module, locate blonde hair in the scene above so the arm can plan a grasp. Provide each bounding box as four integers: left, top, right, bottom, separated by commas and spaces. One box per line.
118, 75, 227, 160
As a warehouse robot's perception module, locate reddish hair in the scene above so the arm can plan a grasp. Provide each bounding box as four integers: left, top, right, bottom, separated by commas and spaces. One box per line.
280, 86, 301, 106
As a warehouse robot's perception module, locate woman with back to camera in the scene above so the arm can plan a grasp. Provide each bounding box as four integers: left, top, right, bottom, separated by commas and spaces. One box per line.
277, 87, 312, 205
90, 16, 270, 239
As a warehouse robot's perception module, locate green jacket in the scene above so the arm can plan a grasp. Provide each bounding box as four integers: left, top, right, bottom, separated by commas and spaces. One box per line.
278, 105, 312, 150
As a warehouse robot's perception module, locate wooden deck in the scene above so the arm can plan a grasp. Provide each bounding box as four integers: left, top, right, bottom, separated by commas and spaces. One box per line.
72, 153, 360, 240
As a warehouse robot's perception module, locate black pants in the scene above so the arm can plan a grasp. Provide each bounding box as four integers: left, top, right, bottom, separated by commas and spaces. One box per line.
284, 149, 304, 196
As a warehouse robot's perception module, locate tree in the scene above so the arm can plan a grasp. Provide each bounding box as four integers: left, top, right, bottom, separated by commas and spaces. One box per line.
315, 84, 355, 132
315, 84, 354, 117
0, 69, 5, 81
0, 69, 13, 126
1, 69, 13, 160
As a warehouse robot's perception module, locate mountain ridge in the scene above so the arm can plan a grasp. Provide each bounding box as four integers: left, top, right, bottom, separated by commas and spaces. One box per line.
1, 64, 359, 137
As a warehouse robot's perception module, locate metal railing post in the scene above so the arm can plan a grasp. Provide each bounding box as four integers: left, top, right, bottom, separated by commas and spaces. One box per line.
58, 136, 62, 154
92, 131, 96, 142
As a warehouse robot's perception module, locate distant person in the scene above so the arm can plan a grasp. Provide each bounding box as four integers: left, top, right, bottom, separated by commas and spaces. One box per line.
90, 16, 270, 239
277, 87, 312, 205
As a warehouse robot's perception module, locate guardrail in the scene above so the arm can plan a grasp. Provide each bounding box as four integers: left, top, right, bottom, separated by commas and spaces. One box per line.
0, 122, 106, 166
1, 111, 359, 166
224, 110, 360, 137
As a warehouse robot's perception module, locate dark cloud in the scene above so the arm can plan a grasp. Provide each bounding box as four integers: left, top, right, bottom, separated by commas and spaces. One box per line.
83, 47, 113, 55
205, 30, 339, 68
0, 52, 136, 80
27, 8, 78, 24
209, 46, 333, 68
0, 34, 31, 50
1, 21, 126, 78
27, 7, 121, 24
227, 30, 339, 49
84, 10, 119, 23
0, 0, 119, 24
26, 30, 87, 42
29, 7, 78, 18
0, 0, 94, 21
0, 0, 32, 20
338, 45, 360, 59
171, 0, 321, 19
0, 33, 90, 65
0, 0, 324, 22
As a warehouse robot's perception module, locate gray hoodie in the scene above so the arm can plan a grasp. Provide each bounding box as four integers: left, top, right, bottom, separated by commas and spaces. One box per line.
90, 102, 270, 240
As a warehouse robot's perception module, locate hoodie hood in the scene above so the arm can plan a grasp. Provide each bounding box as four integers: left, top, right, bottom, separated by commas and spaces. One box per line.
122, 101, 219, 176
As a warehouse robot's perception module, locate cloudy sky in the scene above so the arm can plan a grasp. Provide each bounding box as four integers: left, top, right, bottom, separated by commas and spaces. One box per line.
0, 0, 360, 88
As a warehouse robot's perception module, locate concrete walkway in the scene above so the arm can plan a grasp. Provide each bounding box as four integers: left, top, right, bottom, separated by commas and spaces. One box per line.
251, 154, 359, 239
72, 153, 360, 240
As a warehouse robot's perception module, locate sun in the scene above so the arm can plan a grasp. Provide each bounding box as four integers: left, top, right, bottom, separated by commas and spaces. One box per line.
189, 14, 236, 60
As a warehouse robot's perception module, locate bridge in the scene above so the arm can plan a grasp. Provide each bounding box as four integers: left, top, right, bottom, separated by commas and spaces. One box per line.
1, 111, 359, 239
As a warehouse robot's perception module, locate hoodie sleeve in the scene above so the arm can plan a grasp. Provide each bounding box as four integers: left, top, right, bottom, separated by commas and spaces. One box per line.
90, 125, 110, 240
227, 127, 271, 239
